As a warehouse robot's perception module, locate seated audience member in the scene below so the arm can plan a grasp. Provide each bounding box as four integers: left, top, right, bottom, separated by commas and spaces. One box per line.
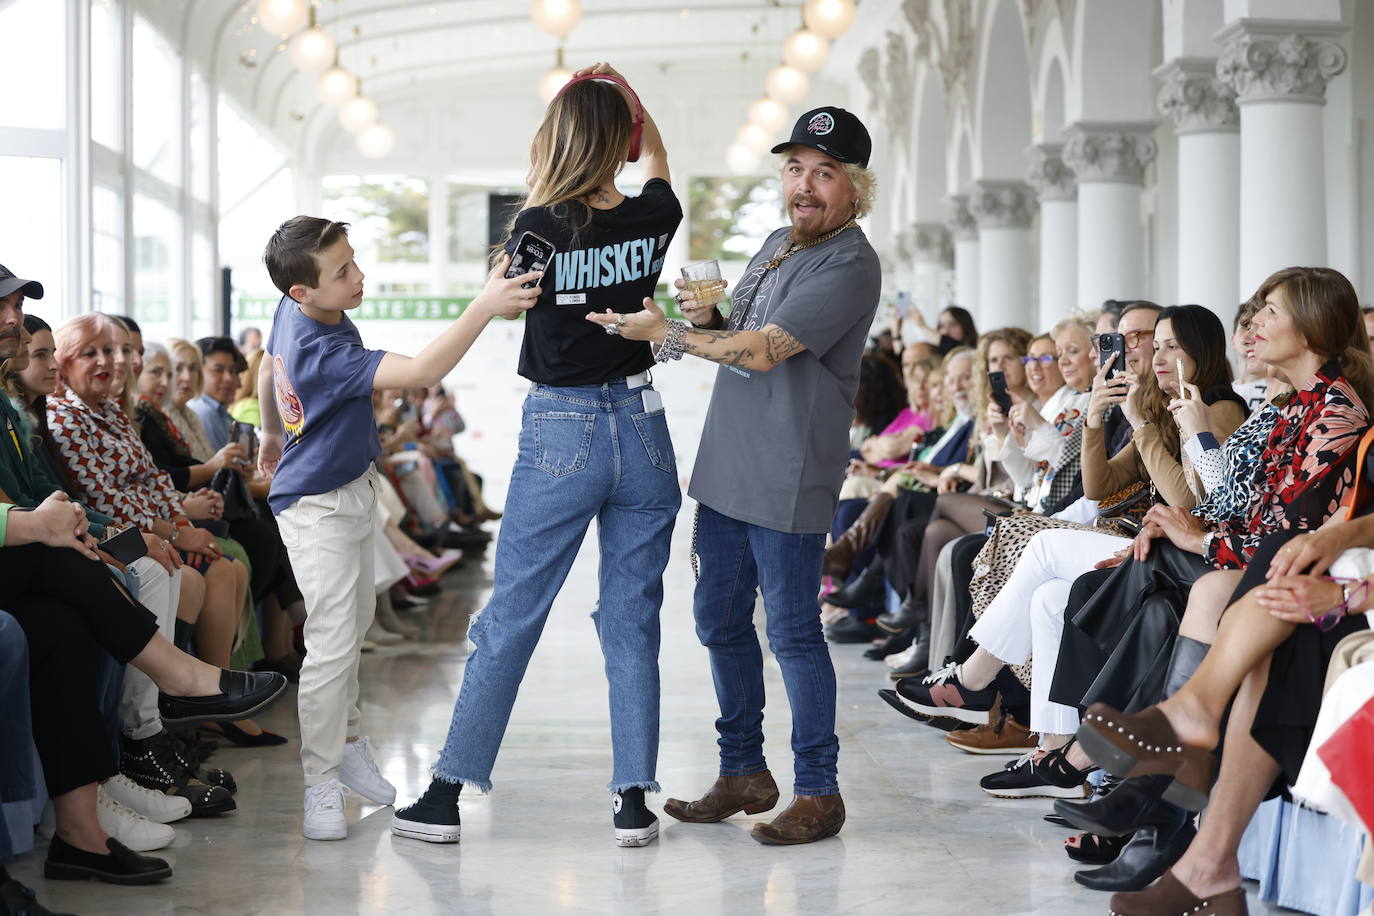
230, 348, 265, 428
893, 306, 1247, 797
237, 326, 262, 357
190, 336, 248, 452
165, 338, 217, 462
849, 351, 907, 451
905, 305, 979, 355
1233, 303, 1274, 411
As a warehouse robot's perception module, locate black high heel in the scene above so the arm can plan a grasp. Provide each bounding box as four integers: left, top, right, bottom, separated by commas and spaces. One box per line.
201, 721, 288, 747
1065, 831, 1132, 865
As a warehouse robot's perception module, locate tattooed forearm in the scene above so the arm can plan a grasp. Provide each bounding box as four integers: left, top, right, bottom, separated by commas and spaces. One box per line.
762, 326, 804, 365
680, 324, 807, 371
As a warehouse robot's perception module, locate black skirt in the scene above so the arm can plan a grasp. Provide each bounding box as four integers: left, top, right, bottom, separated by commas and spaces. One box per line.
1221, 530, 1371, 798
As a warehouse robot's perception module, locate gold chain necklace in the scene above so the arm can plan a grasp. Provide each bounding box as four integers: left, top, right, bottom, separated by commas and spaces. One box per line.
764, 218, 858, 271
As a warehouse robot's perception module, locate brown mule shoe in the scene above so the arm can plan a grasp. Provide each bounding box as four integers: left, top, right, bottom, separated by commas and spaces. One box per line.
1108, 870, 1247, 915
750, 793, 845, 845
663, 771, 780, 823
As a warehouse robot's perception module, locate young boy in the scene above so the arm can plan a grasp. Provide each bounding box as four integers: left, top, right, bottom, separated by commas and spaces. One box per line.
259, 216, 539, 840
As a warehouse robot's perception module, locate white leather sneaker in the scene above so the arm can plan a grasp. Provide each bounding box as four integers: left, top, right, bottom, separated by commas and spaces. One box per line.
303, 780, 347, 841
340, 737, 396, 805
96, 787, 176, 852
103, 773, 192, 824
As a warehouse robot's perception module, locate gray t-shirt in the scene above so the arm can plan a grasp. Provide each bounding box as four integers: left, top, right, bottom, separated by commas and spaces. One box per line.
689, 224, 881, 534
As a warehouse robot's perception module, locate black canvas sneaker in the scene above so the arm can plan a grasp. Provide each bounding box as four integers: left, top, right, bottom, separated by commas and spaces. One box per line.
613, 788, 658, 847
391, 780, 462, 843
979, 747, 1093, 800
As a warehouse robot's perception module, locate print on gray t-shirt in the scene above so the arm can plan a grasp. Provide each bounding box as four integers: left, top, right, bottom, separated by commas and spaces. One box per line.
689, 225, 882, 535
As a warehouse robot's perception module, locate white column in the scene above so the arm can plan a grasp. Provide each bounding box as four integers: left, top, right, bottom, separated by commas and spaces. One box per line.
945, 194, 979, 317
1156, 59, 1240, 315
911, 222, 952, 319
1026, 143, 1078, 330
969, 180, 1037, 331
1063, 123, 1157, 312
1217, 26, 1347, 299
428, 172, 449, 295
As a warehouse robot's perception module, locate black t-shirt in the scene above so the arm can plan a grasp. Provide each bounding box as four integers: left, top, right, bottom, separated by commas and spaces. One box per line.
506, 178, 683, 386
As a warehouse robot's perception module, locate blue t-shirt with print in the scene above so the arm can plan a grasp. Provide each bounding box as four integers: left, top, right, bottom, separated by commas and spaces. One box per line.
265, 296, 386, 515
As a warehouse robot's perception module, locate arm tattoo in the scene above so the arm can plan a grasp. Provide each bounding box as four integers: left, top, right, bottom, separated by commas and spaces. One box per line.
762, 326, 804, 366
680, 324, 807, 370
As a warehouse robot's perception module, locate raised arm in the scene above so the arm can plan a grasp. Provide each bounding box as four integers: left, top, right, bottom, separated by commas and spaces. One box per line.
571, 62, 669, 186
372, 256, 540, 390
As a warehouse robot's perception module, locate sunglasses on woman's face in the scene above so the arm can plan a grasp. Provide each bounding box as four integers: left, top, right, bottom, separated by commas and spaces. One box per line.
1021, 354, 1057, 366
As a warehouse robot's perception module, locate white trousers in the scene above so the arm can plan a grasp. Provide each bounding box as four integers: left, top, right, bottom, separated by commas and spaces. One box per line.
119, 559, 183, 740
373, 510, 408, 593
968, 528, 1127, 735
277, 468, 378, 786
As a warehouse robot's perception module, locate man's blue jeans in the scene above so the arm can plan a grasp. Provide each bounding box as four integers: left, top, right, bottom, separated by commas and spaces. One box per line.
434, 380, 680, 793
692, 504, 839, 796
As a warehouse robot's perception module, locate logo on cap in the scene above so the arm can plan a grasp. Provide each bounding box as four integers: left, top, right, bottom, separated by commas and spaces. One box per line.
807, 112, 835, 136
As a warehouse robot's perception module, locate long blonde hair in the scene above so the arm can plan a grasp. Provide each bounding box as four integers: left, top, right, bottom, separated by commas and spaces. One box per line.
506, 79, 636, 253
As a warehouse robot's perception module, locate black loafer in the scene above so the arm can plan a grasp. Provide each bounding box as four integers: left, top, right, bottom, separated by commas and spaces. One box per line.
158, 669, 287, 727
44, 835, 172, 886
1074, 819, 1196, 891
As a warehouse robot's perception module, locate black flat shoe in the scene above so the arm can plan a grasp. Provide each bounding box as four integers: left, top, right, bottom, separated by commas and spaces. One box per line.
886, 652, 930, 681
158, 669, 287, 727
877, 688, 930, 723
1074, 819, 1197, 892
823, 616, 883, 643
201, 721, 289, 748
864, 628, 913, 660
44, 835, 172, 886
825, 566, 886, 610
0, 873, 74, 915
1053, 773, 1172, 837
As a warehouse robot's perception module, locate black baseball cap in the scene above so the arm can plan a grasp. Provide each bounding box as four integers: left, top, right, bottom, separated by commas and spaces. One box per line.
0, 264, 43, 300
771, 107, 872, 168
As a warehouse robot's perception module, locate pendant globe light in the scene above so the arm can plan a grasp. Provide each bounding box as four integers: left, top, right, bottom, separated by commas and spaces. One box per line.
255, 0, 308, 36
538, 46, 572, 104
802, 0, 856, 40
339, 93, 380, 133
357, 123, 396, 159
288, 7, 335, 73
726, 143, 759, 175
530, 0, 582, 39
736, 123, 771, 155
765, 65, 809, 104
748, 97, 788, 134
782, 28, 828, 73
317, 63, 357, 107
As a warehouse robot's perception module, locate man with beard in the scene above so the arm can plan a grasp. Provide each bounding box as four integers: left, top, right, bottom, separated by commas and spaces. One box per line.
586, 107, 880, 844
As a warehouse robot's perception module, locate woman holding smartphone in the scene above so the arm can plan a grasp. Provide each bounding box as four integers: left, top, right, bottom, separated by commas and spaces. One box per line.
392, 62, 682, 848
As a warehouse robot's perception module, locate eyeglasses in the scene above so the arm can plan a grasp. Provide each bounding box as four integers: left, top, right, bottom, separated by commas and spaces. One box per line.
1309, 577, 1370, 632
1091, 331, 1154, 349
1021, 354, 1057, 366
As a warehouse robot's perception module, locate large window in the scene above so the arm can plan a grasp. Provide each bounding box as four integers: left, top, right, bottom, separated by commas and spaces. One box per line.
688, 176, 782, 262
91, 0, 120, 149
133, 194, 179, 338
92, 184, 124, 313
324, 176, 431, 264
0, 0, 65, 131
132, 16, 179, 184
0, 157, 64, 319
190, 70, 212, 202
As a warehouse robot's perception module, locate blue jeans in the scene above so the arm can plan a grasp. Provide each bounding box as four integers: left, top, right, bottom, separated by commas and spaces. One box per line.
692, 504, 839, 796
434, 380, 680, 793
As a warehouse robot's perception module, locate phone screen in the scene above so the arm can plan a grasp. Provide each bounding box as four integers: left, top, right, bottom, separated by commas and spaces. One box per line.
988, 370, 1013, 414
506, 231, 556, 290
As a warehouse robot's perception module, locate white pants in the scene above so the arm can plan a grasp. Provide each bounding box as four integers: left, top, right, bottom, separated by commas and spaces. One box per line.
969, 528, 1127, 735
373, 510, 408, 593
119, 560, 183, 740
277, 468, 378, 786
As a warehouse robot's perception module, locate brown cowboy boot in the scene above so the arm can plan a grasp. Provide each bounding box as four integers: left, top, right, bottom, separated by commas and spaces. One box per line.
822, 491, 895, 579
662, 771, 780, 823
750, 793, 845, 845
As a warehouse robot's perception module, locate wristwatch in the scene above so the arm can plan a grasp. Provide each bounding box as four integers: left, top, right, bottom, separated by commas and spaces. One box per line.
1341, 579, 1357, 616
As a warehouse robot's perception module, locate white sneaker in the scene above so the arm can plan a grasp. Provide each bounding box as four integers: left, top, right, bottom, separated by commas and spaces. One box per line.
340, 737, 397, 806
303, 779, 348, 841
886, 644, 918, 669
103, 773, 191, 824
96, 787, 176, 852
